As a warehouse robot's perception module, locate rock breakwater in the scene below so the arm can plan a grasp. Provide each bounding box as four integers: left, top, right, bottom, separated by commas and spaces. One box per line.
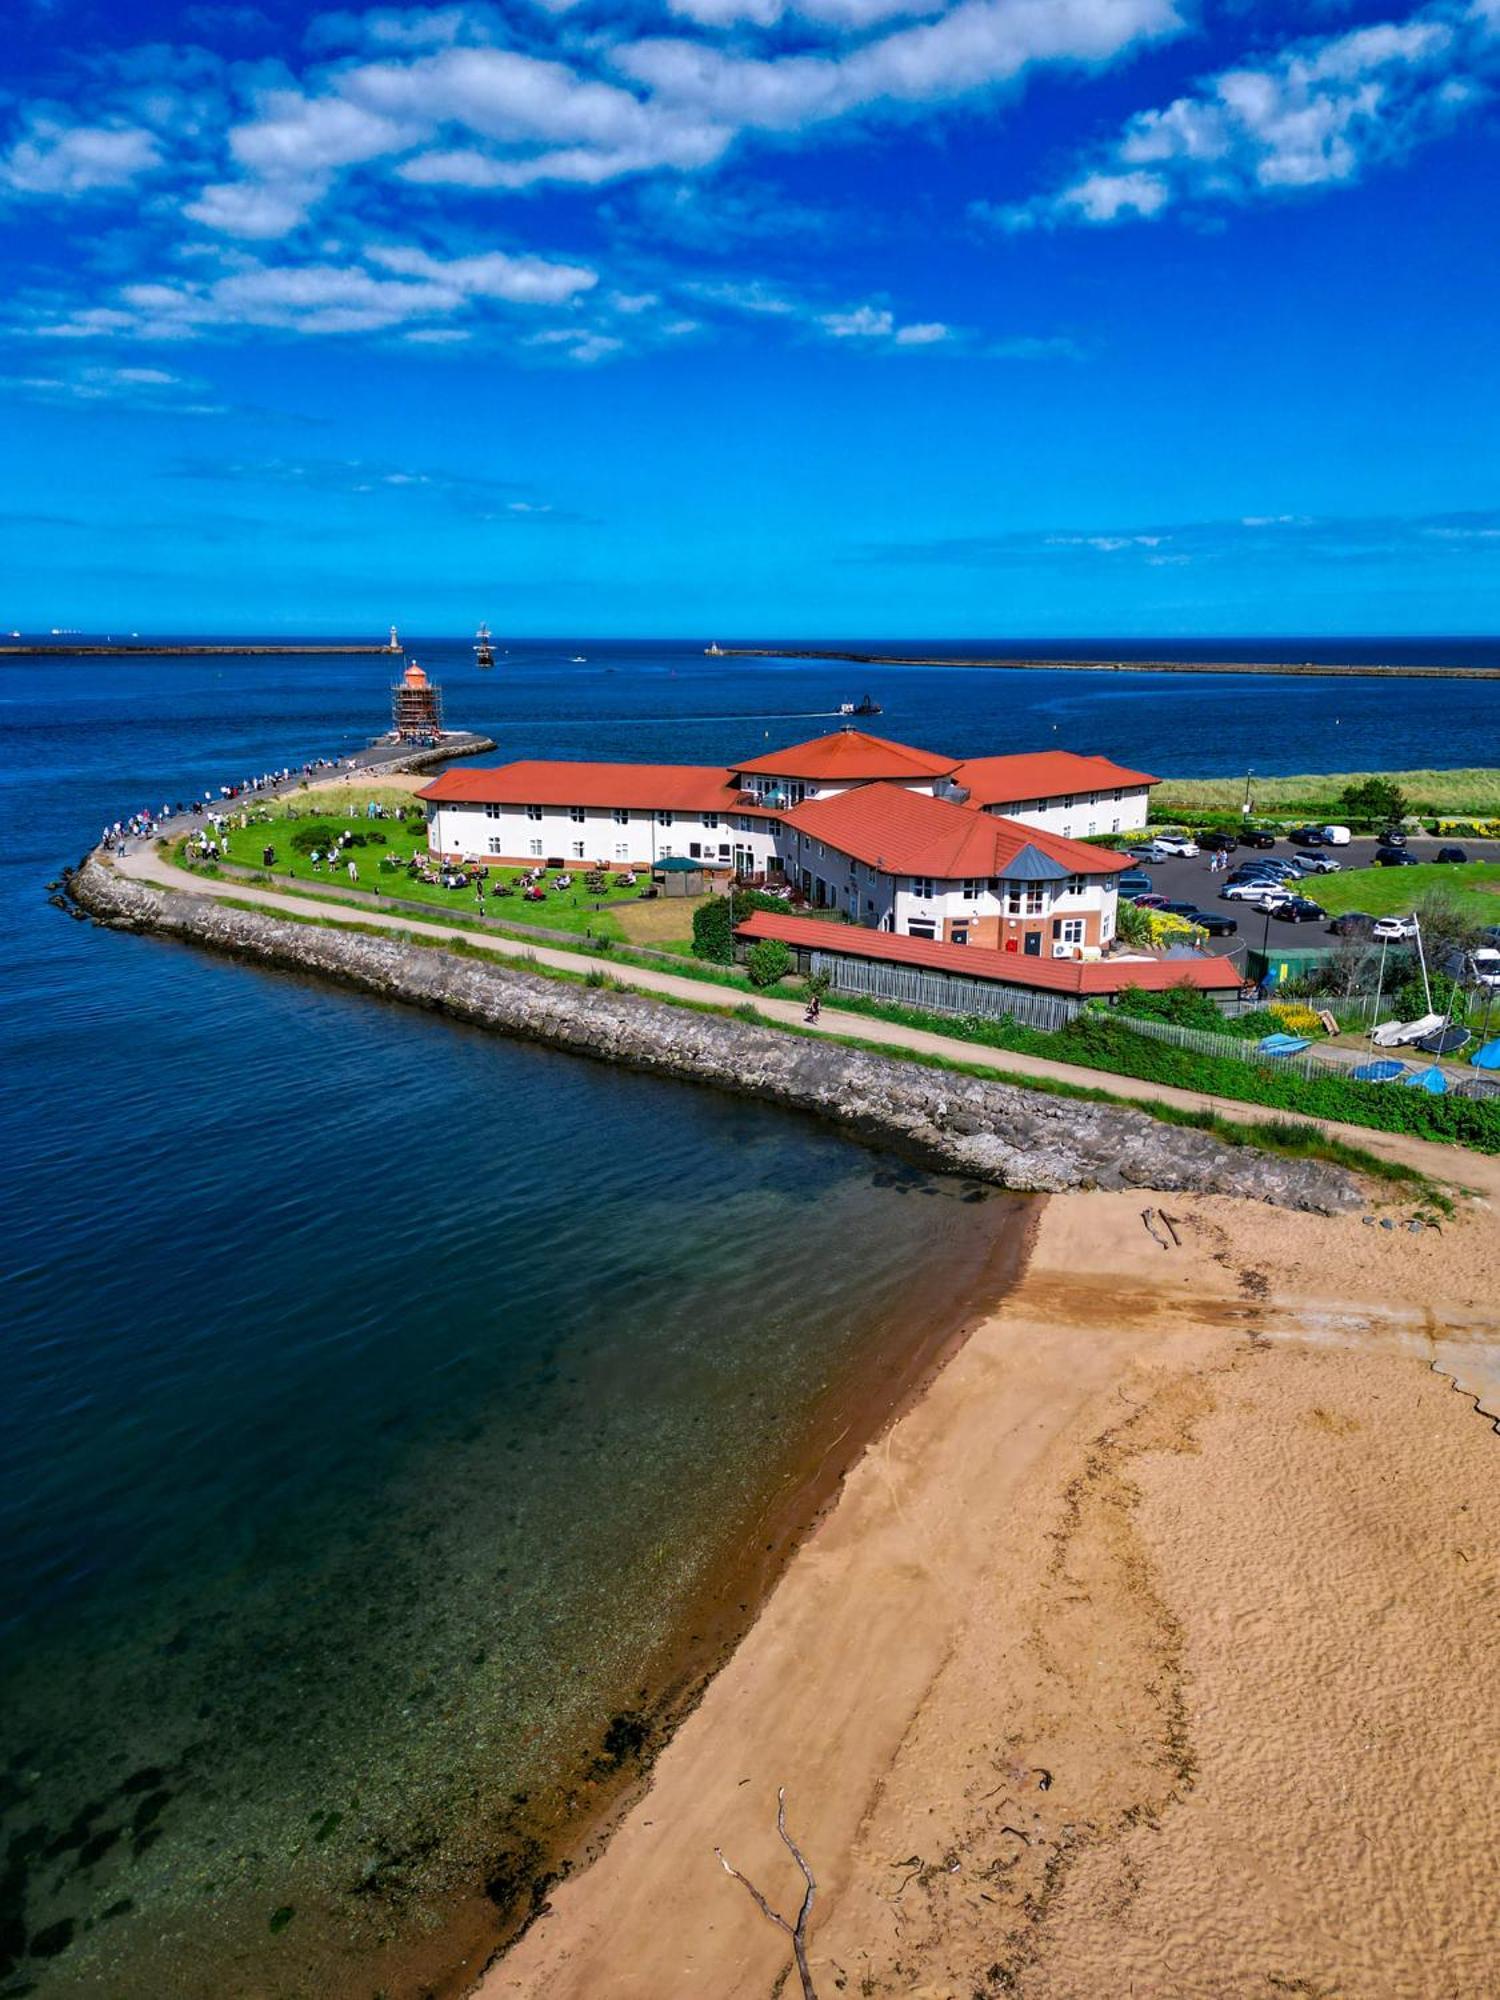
69, 857, 1364, 1210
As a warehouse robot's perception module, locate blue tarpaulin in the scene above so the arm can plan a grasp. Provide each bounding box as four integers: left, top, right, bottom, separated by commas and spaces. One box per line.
1471, 1040, 1500, 1070
1402, 1065, 1449, 1093
1351, 1059, 1407, 1083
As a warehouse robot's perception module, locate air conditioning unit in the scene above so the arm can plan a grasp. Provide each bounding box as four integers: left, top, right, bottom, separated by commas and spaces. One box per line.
1052, 942, 1072, 958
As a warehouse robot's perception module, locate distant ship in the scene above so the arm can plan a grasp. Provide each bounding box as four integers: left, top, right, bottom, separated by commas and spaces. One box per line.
475, 622, 495, 668
705, 641, 724, 656
571, 654, 587, 663
839, 694, 883, 717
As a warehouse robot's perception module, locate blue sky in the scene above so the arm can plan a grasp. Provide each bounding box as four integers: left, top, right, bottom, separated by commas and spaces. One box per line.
1, 0, 1497, 636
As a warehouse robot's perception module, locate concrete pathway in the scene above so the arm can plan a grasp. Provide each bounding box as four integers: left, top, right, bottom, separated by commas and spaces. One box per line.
114, 844, 1500, 1202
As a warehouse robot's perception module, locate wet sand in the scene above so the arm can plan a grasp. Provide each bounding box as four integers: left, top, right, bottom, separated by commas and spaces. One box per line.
483, 1183, 1500, 1999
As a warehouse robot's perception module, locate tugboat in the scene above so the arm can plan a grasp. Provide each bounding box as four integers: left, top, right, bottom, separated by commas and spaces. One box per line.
474, 622, 495, 668
839, 693, 883, 717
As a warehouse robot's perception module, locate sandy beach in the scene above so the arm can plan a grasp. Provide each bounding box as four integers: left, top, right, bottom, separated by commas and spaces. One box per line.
482, 1179, 1499, 2000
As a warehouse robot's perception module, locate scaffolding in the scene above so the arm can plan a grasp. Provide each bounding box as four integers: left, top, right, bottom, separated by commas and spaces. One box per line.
391, 659, 443, 740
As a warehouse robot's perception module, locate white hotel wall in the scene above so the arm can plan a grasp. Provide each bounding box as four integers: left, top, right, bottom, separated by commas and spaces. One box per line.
987, 787, 1150, 841
429, 802, 782, 871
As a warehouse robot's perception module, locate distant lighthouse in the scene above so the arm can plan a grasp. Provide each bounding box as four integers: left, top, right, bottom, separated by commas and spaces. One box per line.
386, 624, 402, 653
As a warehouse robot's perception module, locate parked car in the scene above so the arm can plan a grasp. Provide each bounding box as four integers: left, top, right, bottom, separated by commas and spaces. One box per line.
1221, 880, 1286, 903
1133, 893, 1169, 909
1272, 897, 1326, 923
1321, 825, 1352, 846
1126, 844, 1171, 864
1191, 911, 1238, 936
1240, 828, 1278, 848
1378, 826, 1407, 848
1292, 852, 1342, 874
1227, 864, 1296, 884
1288, 826, 1326, 847
1372, 914, 1418, 941
1328, 911, 1376, 936
1118, 871, 1154, 896
1435, 845, 1469, 863
1158, 900, 1201, 919
1198, 831, 1238, 852
1152, 834, 1200, 857
1468, 948, 1500, 990
1375, 848, 1420, 866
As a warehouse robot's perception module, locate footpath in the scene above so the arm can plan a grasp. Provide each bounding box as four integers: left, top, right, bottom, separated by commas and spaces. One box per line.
113, 843, 1500, 1201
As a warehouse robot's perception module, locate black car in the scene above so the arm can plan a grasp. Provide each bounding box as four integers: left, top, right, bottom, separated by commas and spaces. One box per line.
1436, 845, 1469, 863
1198, 831, 1238, 852
1288, 826, 1326, 847
1378, 826, 1407, 848
1191, 911, 1238, 936
1158, 900, 1201, 918
1118, 871, 1154, 896
1240, 829, 1277, 848
1375, 848, 1420, 866
1272, 897, 1325, 923
1328, 911, 1375, 936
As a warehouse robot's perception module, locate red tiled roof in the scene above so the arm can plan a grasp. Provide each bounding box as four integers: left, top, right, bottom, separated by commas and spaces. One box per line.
785, 784, 1133, 879
950, 750, 1158, 807
734, 729, 959, 782
418, 761, 776, 816
735, 911, 1244, 996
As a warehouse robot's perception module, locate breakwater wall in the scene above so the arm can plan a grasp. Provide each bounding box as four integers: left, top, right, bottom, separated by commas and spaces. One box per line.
68, 857, 1362, 1210
716, 649, 1500, 680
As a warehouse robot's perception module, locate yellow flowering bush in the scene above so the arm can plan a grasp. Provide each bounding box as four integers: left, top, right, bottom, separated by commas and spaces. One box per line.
1269, 1000, 1325, 1036
1143, 908, 1206, 946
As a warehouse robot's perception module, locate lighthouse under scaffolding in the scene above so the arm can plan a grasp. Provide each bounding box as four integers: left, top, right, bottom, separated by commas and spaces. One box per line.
391, 658, 443, 741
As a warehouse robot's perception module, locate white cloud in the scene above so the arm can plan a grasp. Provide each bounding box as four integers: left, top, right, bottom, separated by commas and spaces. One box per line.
0, 119, 162, 195
367, 242, 597, 303
995, 0, 1500, 226
820, 304, 895, 337
894, 320, 951, 343
183, 177, 325, 237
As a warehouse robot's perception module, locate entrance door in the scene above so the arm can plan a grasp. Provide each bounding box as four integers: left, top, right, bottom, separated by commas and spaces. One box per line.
733, 843, 753, 877
1023, 931, 1041, 956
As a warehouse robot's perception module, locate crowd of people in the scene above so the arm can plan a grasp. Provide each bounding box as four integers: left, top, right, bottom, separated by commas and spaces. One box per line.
100, 756, 355, 856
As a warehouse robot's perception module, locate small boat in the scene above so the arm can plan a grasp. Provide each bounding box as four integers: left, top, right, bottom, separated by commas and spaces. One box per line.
474, 623, 495, 667
571, 654, 587, 663
1350, 1058, 1407, 1084
1257, 1032, 1311, 1057
838, 694, 883, 717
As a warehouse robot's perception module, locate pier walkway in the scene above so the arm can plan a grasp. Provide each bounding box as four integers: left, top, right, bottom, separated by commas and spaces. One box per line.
112, 843, 1500, 1200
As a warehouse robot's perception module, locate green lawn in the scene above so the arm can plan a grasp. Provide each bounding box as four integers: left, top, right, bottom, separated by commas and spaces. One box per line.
1312, 861, 1500, 921
181, 807, 661, 940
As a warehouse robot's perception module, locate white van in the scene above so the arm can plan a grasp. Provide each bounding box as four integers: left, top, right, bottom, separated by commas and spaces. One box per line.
1321, 825, 1352, 846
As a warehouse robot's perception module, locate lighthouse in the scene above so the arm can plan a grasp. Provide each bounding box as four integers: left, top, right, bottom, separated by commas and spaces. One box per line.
391, 658, 443, 741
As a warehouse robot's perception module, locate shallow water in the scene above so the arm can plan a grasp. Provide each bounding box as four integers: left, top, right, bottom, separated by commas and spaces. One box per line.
3, 636, 1497, 1996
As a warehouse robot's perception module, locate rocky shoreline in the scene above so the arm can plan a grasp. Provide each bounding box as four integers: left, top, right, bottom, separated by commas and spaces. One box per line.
68, 855, 1363, 1210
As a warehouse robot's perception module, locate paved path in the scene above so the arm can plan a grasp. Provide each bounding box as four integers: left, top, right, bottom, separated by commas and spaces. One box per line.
114, 845, 1500, 1200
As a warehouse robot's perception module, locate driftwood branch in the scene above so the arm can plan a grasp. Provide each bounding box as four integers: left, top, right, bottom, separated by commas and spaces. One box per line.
716, 1787, 819, 2000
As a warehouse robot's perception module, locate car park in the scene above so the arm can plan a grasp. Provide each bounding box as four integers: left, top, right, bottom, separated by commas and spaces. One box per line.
1289, 826, 1326, 847
1272, 896, 1326, 923
1292, 852, 1342, 874
1436, 845, 1469, 863
1151, 834, 1200, 857
1375, 848, 1419, 866
1372, 915, 1418, 941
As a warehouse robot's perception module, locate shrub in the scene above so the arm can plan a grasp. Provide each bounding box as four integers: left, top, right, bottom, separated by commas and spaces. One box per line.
692, 889, 798, 964
1115, 982, 1226, 1031
1341, 776, 1409, 825
1268, 1000, 1325, 1036
747, 938, 792, 987
289, 821, 339, 856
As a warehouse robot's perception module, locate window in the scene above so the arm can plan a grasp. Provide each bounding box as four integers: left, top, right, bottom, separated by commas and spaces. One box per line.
528, 838, 543, 857
488, 837, 505, 855
704, 813, 719, 830
910, 876, 936, 899
1111, 818, 1121, 834
526, 804, 544, 822
1063, 873, 1086, 897
485, 803, 501, 820
961, 878, 982, 900
1101, 908, 1114, 940
951, 927, 969, 946
657, 809, 673, 827
1087, 821, 1097, 837
1004, 881, 1044, 916
572, 840, 585, 859
615, 841, 629, 859
718, 843, 731, 861
735, 815, 753, 833
569, 805, 586, 824
689, 842, 703, 859
1057, 918, 1084, 946
906, 920, 937, 940
613, 807, 629, 826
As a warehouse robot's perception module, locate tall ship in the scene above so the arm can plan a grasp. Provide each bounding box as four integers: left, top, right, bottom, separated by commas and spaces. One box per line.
474, 622, 495, 668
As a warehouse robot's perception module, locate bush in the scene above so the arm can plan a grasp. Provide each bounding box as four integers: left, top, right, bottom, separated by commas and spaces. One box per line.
692, 889, 798, 964
746, 938, 793, 988
289, 821, 339, 856
1115, 983, 1226, 1031
1341, 776, 1409, 825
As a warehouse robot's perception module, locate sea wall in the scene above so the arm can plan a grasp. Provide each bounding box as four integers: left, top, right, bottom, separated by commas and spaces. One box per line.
69, 857, 1363, 1211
